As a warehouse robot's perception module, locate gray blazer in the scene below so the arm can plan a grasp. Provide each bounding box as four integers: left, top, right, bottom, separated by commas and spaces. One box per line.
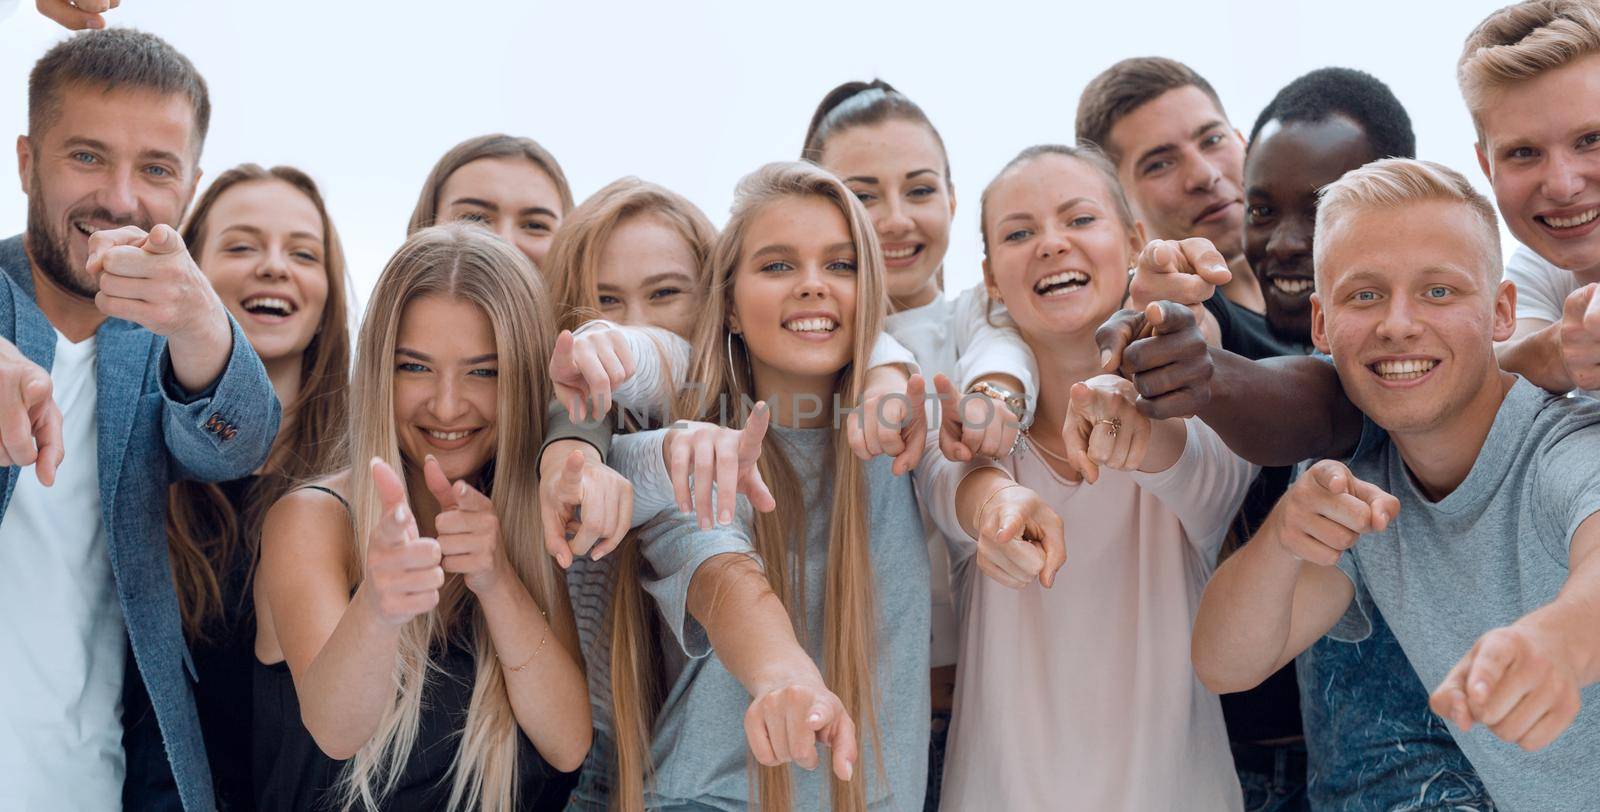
0, 234, 280, 811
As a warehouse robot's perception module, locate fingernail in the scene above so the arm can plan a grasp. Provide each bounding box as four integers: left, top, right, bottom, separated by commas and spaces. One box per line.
1099, 349, 1113, 367
808, 712, 823, 724
457, 482, 467, 496
844, 761, 854, 781
720, 509, 732, 525
394, 506, 406, 522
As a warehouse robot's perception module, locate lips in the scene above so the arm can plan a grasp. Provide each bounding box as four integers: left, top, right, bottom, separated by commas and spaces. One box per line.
1268, 277, 1313, 297
1536, 206, 1600, 230
1368, 357, 1439, 382
1033, 270, 1090, 297
1193, 199, 1239, 226
419, 426, 482, 450
783, 316, 838, 333
242, 295, 298, 319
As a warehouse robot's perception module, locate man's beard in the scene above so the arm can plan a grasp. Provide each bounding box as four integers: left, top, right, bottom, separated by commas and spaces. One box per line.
24, 170, 141, 300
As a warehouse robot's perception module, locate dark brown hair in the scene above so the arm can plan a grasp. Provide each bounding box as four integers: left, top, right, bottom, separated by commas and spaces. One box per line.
800, 79, 951, 179
28, 27, 211, 151
407, 134, 575, 238
1075, 57, 1225, 164
168, 164, 352, 640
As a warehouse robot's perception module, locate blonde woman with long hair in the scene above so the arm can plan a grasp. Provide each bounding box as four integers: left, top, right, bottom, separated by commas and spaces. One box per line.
601, 161, 931, 811
253, 223, 588, 811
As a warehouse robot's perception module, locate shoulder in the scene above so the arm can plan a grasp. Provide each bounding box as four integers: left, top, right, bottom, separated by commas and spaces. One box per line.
263, 471, 353, 545
1505, 244, 1574, 290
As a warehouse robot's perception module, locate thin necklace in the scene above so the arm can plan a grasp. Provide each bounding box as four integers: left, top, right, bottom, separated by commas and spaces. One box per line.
1019, 430, 1079, 487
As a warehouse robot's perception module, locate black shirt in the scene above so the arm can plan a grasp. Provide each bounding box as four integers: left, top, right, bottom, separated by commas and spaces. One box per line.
1202, 292, 1311, 744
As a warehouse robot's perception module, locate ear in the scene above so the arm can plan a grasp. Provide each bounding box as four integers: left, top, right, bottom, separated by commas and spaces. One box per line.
1127, 220, 1148, 260
1492, 279, 1517, 342
947, 183, 958, 220
982, 257, 1001, 303
1310, 291, 1332, 356
1475, 141, 1493, 184
16, 135, 30, 196
726, 310, 742, 335
1233, 127, 1247, 148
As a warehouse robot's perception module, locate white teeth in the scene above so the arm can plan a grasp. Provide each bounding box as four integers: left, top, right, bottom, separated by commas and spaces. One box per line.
1542, 208, 1600, 229
1035, 270, 1090, 296
73, 222, 95, 237
427, 429, 471, 441
784, 317, 837, 333
242, 296, 295, 316
1371, 359, 1438, 380
883, 245, 919, 260
1272, 278, 1313, 295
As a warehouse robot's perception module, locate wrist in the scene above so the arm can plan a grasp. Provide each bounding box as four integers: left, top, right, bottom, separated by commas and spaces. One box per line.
1518, 603, 1599, 684
749, 659, 825, 697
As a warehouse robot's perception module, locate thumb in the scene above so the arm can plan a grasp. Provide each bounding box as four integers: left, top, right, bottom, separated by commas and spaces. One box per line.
992, 507, 1024, 545
370, 457, 408, 511
1583, 283, 1600, 334
140, 224, 185, 255
551, 330, 577, 377
738, 401, 771, 464
422, 454, 458, 510
557, 449, 587, 500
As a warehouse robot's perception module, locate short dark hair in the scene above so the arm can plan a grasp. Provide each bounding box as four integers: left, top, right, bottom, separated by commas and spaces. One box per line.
1075, 57, 1226, 164
1248, 67, 1416, 161
28, 28, 211, 153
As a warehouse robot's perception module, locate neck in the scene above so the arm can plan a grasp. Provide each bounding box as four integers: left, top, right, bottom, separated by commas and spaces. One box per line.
27, 253, 104, 342
266, 354, 304, 415
1221, 252, 1264, 315
889, 274, 940, 313
1389, 369, 1516, 501
749, 364, 838, 429
1023, 323, 1108, 436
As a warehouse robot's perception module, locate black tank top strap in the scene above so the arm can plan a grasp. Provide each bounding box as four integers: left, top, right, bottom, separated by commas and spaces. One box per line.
297, 484, 352, 517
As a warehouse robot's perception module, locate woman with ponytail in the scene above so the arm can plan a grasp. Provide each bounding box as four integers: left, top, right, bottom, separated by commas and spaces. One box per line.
601, 161, 931, 811
801, 79, 1039, 808
252, 223, 588, 811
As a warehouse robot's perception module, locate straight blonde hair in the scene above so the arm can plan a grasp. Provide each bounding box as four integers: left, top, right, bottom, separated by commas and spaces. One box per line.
1459, 0, 1600, 135
338, 223, 567, 812
608, 161, 889, 812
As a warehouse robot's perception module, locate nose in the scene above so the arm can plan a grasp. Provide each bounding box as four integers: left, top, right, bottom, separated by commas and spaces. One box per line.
97, 165, 139, 221
429, 375, 470, 424
494, 219, 518, 247
1186, 154, 1223, 194
257, 245, 291, 281
878, 198, 914, 239
1265, 217, 1312, 265
622, 300, 645, 327
1036, 222, 1072, 259
794, 264, 831, 300
1374, 294, 1423, 343
1541, 150, 1585, 204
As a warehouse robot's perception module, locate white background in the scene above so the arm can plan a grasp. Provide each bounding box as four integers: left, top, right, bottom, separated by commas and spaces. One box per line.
0, 0, 1513, 314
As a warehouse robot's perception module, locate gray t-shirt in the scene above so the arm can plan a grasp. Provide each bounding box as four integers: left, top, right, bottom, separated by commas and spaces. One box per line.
1331, 377, 1600, 811
637, 425, 931, 811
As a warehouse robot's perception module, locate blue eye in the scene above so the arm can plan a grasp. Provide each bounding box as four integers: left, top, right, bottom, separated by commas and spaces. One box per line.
292, 250, 319, 263
853, 191, 876, 204
759, 261, 793, 273
909, 186, 935, 199
71, 151, 98, 166
458, 212, 490, 224
1202, 134, 1225, 148
827, 259, 858, 273
145, 165, 172, 178
521, 221, 550, 233
1353, 290, 1378, 302
1004, 229, 1032, 243
1508, 146, 1538, 160
650, 287, 681, 300
598, 295, 622, 307
397, 362, 428, 373
1069, 215, 1096, 227
1425, 286, 1450, 299
468, 368, 498, 378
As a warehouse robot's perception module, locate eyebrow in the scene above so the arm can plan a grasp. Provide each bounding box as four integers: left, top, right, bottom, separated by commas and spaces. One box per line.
995, 197, 1097, 227
448, 197, 557, 220
396, 348, 498, 365
219, 224, 323, 243
844, 168, 940, 185
1132, 120, 1227, 167
596, 271, 695, 292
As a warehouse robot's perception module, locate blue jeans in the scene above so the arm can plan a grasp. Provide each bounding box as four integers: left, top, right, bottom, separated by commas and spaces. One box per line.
1298, 607, 1496, 811
1234, 740, 1309, 812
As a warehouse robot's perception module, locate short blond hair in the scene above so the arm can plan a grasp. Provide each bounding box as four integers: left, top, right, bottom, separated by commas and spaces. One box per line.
1314, 158, 1502, 284
1459, 0, 1600, 136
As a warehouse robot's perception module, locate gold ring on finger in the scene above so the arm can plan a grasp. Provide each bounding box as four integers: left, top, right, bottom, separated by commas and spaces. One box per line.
1096, 417, 1121, 438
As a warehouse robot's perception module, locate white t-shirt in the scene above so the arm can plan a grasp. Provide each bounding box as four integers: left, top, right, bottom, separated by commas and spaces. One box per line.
0, 330, 122, 810
1505, 245, 1600, 399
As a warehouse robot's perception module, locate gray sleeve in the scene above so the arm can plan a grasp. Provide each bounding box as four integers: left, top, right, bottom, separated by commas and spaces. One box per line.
1534, 417, 1600, 564
542, 401, 612, 460
636, 507, 761, 659
1327, 552, 1374, 643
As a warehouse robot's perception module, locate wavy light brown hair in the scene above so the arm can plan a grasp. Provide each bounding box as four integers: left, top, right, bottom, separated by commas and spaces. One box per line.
407, 134, 575, 237
545, 176, 717, 334
1458, 0, 1600, 136
608, 161, 889, 812
168, 163, 352, 641
338, 223, 567, 812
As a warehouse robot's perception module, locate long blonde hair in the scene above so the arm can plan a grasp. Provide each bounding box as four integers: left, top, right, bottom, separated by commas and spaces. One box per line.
168, 163, 352, 641
608, 161, 889, 812
545, 176, 717, 333
339, 222, 565, 812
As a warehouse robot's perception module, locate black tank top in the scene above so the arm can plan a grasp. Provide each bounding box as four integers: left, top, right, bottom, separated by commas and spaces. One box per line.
251, 486, 578, 810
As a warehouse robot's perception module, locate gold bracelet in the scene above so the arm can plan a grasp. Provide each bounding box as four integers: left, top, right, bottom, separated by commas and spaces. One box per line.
500, 608, 549, 673
973, 481, 1021, 533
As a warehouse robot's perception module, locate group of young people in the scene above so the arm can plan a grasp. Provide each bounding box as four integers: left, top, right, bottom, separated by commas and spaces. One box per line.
6, 1, 1600, 810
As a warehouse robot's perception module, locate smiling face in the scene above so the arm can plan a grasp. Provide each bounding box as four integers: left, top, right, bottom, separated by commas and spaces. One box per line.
595, 212, 701, 339
1477, 52, 1600, 280
436, 156, 563, 271
18, 84, 200, 297
983, 153, 1141, 341
818, 119, 953, 308
1245, 115, 1376, 343
1312, 200, 1514, 438
1107, 85, 1246, 260
197, 178, 330, 365
728, 195, 859, 392
392, 294, 500, 481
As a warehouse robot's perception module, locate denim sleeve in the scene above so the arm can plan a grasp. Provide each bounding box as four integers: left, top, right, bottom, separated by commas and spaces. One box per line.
161, 314, 280, 482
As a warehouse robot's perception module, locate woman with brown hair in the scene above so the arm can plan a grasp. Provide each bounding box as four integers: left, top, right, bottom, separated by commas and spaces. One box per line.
408, 134, 575, 273
153, 163, 352, 809
252, 223, 589, 811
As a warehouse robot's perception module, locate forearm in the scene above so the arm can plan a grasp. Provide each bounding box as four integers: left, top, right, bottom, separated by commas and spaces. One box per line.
1199, 350, 1361, 465
297, 583, 407, 759
477, 575, 591, 771
689, 553, 823, 695
166, 308, 232, 394
1192, 518, 1309, 693
1496, 321, 1573, 394
953, 467, 1013, 539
